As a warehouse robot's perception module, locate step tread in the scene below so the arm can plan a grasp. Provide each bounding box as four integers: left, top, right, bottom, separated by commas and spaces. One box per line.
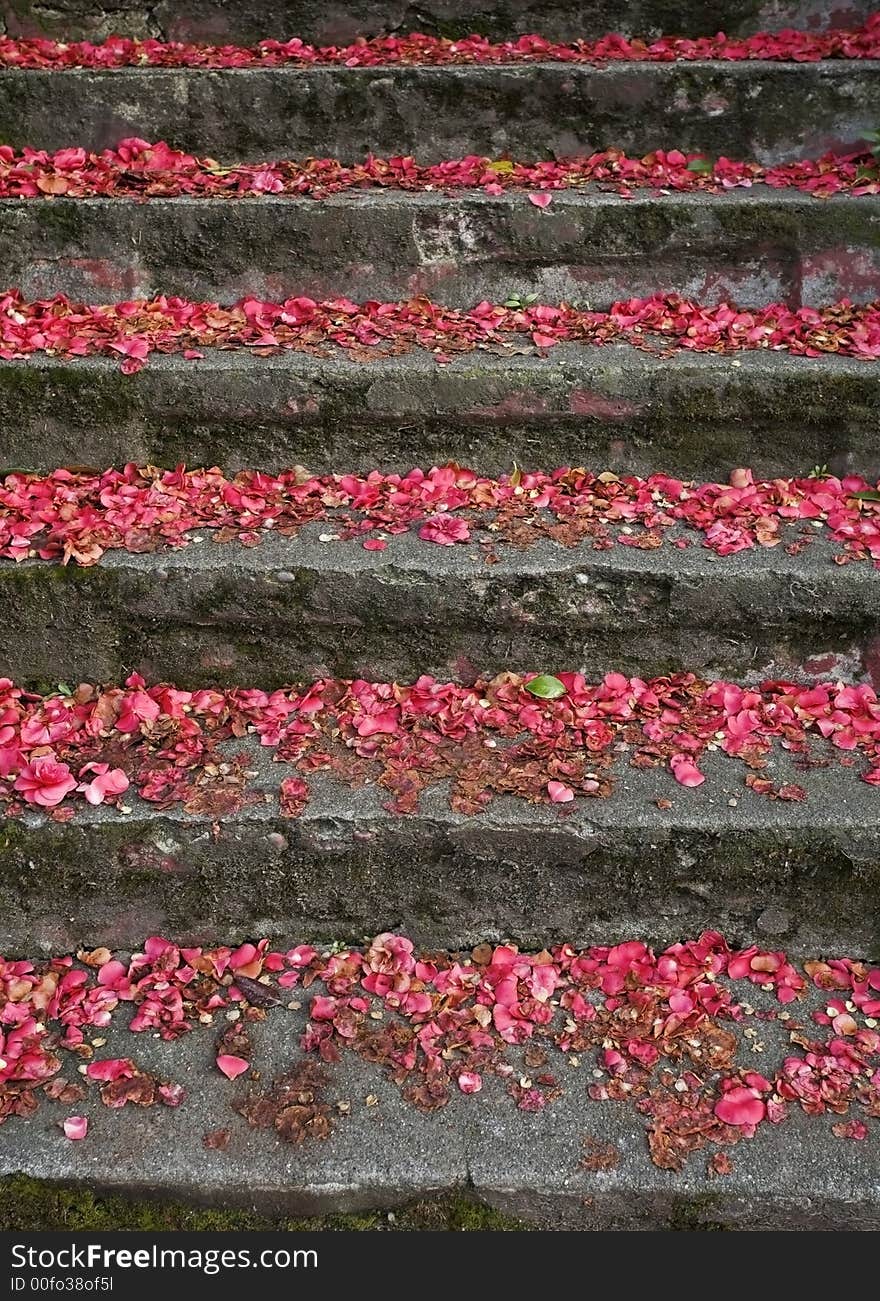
2, 936, 878, 1230
10, 513, 880, 581
7, 186, 873, 211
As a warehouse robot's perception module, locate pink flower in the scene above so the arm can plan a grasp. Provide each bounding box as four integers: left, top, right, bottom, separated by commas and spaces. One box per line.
418, 514, 470, 545
77, 762, 129, 805
14, 755, 77, 807
547, 780, 574, 803
458, 1072, 482, 1093
249, 167, 283, 193
62, 1115, 88, 1140
216, 1054, 249, 1080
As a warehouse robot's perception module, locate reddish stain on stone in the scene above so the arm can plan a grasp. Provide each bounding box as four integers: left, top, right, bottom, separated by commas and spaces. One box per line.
474, 391, 550, 419
452, 654, 481, 686
802, 653, 843, 676
862, 637, 880, 690
700, 93, 730, 116
568, 390, 645, 420
799, 249, 880, 304
121, 844, 186, 875
69, 259, 139, 295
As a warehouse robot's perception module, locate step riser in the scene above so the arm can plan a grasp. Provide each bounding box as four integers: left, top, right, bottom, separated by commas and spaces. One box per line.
6, 1, 874, 44
0, 64, 875, 163
12, 1180, 871, 1233
1, 353, 877, 481
2, 552, 876, 687
4, 194, 878, 309
2, 809, 878, 956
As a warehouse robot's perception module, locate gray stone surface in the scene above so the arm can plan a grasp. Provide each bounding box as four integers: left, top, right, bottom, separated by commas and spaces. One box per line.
3, 190, 879, 308
0, 61, 876, 163
3, 1, 874, 44
1, 524, 878, 686
1, 739, 879, 954
1, 984, 878, 1230
0, 346, 878, 480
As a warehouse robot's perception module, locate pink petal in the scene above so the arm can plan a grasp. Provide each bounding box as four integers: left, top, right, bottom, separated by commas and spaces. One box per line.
714, 1087, 766, 1127
97, 959, 128, 987
62, 1115, 88, 1140
216, 1054, 249, 1080
528, 192, 552, 208
86, 1057, 134, 1082
670, 753, 706, 787
547, 780, 574, 803
458, 1072, 482, 1094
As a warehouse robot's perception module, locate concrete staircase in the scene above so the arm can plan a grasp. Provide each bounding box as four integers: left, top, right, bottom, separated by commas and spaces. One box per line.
0, 1, 879, 1229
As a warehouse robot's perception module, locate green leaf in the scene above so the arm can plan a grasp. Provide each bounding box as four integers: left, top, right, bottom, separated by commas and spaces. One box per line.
524, 674, 567, 700
503, 297, 522, 308
55, 682, 73, 697
686, 158, 713, 173
850, 489, 880, 502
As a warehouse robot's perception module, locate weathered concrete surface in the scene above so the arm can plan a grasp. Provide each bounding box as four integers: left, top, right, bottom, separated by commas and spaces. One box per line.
4, 190, 879, 309
1, 740, 879, 954
0, 62, 876, 162
2, 1, 874, 44
2, 527, 878, 687
1, 986, 878, 1230
0, 347, 878, 481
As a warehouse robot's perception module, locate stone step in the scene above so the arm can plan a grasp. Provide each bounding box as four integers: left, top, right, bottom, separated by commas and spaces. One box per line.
5, 1, 875, 44
1, 927, 878, 1230
0, 348, 876, 481
2, 731, 879, 955
2, 526, 878, 688
0, 60, 876, 162
4, 189, 878, 308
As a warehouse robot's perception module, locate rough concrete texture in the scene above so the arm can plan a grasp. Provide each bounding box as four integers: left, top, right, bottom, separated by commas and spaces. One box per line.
0, 986, 878, 1230
0, 346, 878, 481
3, 190, 879, 309
0, 62, 876, 163
2, 1, 874, 44
1, 527, 878, 687
1, 738, 879, 955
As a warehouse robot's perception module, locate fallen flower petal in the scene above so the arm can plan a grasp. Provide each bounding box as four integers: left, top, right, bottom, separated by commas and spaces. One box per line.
670, 754, 706, 787
216, 1054, 250, 1080
714, 1088, 767, 1127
